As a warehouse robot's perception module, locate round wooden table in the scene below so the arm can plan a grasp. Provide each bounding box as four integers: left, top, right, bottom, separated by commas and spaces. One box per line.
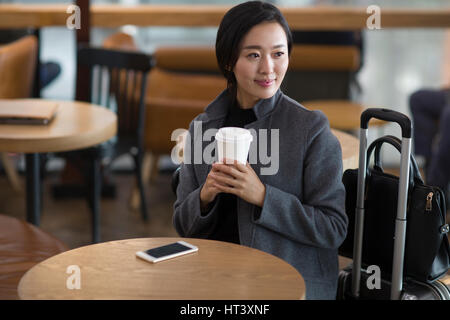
0, 99, 117, 225
0, 99, 117, 153
18, 237, 306, 300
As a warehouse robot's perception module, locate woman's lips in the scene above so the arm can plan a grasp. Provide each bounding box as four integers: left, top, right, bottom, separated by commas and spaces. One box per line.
255, 79, 275, 88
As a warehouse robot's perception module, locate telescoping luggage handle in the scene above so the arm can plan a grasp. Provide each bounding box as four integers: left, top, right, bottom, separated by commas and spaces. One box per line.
352, 108, 413, 300
360, 108, 412, 138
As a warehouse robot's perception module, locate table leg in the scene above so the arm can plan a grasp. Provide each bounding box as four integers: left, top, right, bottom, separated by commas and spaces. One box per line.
90, 157, 101, 243
25, 153, 40, 226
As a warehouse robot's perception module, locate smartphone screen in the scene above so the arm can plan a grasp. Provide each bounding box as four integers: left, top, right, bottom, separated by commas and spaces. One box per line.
145, 242, 193, 258
137, 241, 198, 263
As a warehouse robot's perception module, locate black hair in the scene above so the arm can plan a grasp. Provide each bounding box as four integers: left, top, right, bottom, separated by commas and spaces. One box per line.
215, 1, 293, 100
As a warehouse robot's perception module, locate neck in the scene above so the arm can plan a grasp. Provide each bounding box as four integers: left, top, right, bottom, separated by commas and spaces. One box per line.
236, 94, 259, 109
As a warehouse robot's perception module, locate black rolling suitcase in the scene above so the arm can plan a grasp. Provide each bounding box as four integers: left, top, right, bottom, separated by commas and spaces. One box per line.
337, 108, 450, 300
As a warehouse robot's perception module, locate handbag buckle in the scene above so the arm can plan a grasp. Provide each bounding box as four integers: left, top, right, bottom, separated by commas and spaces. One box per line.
440, 224, 449, 234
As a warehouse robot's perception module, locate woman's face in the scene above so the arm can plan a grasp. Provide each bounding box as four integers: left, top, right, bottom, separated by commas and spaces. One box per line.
233, 21, 289, 109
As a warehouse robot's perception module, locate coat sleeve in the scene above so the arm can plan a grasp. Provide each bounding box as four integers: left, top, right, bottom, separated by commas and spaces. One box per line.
253, 114, 348, 249
172, 120, 221, 238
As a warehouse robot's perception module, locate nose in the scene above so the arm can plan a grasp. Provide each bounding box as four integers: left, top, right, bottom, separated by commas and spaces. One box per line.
259, 55, 274, 75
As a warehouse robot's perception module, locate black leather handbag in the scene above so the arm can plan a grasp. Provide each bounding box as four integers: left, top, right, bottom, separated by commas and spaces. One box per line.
339, 135, 450, 283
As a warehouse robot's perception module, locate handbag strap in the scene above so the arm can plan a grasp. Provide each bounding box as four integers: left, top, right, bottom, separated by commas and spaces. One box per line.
445, 230, 450, 258
366, 135, 424, 188
435, 187, 450, 258
375, 135, 424, 182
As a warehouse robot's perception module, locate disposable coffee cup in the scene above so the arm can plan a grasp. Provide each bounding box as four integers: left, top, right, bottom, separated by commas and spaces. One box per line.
215, 127, 253, 164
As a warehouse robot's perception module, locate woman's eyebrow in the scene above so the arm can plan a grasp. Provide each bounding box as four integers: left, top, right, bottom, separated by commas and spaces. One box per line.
242, 44, 286, 50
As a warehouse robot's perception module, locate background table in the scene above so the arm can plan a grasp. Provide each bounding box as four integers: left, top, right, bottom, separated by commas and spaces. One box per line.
0, 99, 116, 153
331, 129, 359, 171
18, 237, 306, 300
305, 101, 386, 132
0, 99, 117, 225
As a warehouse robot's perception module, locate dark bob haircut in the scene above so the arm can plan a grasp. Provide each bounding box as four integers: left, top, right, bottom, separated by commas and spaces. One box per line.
215, 1, 293, 96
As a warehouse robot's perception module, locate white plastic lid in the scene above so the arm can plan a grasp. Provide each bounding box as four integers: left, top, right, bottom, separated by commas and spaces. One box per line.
215, 127, 253, 142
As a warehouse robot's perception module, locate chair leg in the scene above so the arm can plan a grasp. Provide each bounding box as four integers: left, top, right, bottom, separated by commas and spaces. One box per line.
133, 153, 148, 221
1, 152, 23, 193
129, 152, 156, 211
149, 153, 160, 183
89, 157, 102, 243
39, 153, 49, 213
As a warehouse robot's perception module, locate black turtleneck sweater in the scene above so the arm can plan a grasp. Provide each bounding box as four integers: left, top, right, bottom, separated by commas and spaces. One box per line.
208, 101, 257, 244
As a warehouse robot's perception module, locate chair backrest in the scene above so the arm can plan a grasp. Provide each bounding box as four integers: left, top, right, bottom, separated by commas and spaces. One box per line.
289, 44, 360, 71
153, 46, 220, 74
281, 44, 360, 103
143, 69, 226, 154
144, 46, 226, 154
148, 46, 226, 103
0, 35, 37, 99
76, 46, 154, 146
147, 67, 226, 101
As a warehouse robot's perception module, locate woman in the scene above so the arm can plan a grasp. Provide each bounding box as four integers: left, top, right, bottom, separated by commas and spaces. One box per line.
173, 1, 347, 300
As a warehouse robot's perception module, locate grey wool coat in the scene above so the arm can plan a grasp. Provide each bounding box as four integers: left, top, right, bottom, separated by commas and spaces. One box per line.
173, 89, 348, 300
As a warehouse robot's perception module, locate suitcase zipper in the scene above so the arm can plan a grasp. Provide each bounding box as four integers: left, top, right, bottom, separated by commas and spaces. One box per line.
426, 192, 433, 212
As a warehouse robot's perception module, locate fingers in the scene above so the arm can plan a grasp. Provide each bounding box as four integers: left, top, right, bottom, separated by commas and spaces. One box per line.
208, 160, 254, 198
233, 160, 248, 173
213, 160, 248, 177
210, 171, 237, 188
222, 159, 247, 171
213, 183, 238, 196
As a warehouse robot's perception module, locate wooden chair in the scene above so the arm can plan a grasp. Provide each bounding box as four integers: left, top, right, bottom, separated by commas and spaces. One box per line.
0, 214, 68, 299
0, 35, 38, 193
72, 46, 154, 242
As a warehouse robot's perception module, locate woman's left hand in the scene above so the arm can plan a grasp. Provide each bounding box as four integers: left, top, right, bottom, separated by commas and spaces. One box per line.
210, 160, 266, 207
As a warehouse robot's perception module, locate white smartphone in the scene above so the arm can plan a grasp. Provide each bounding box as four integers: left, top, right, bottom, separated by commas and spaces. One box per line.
136, 241, 198, 263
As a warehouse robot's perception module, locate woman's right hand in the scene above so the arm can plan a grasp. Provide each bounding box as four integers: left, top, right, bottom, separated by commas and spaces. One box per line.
200, 166, 221, 210
200, 163, 232, 210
